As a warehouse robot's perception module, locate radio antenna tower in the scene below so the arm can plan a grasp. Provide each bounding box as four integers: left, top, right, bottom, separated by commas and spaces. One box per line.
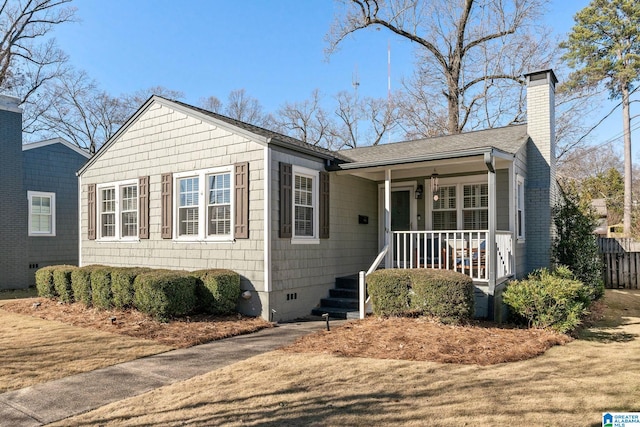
352, 64, 360, 145
388, 39, 391, 143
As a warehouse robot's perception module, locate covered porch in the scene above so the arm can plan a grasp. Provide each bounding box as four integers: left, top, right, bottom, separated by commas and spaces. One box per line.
335, 139, 524, 319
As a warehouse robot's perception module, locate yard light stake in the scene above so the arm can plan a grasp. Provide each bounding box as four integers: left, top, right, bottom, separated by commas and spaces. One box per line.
322, 313, 330, 331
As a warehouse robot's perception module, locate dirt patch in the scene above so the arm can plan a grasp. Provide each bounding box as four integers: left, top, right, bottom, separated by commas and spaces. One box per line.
283, 316, 571, 365
2, 298, 272, 348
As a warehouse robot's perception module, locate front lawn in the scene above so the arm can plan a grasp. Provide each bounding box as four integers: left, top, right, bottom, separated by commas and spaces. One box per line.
48, 289, 640, 426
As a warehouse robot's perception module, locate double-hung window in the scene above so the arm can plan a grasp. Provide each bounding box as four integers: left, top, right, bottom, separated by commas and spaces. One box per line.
98, 180, 138, 240
28, 191, 55, 236
432, 185, 456, 230
462, 183, 488, 230
175, 167, 233, 241
292, 166, 319, 242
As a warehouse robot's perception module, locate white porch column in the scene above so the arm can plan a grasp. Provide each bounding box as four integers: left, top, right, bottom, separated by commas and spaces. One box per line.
385, 168, 392, 268
486, 153, 497, 294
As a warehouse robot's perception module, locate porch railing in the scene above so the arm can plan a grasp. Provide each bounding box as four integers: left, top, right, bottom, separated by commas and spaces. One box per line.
391, 230, 514, 282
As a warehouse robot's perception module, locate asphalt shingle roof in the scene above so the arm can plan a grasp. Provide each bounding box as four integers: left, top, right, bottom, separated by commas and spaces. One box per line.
337, 124, 529, 167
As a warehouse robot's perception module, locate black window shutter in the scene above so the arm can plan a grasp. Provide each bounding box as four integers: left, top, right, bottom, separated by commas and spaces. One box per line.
279, 162, 292, 238
87, 183, 96, 240
161, 173, 173, 239
138, 176, 149, 239
234, 162, 249, 239
319, 171, 330, 239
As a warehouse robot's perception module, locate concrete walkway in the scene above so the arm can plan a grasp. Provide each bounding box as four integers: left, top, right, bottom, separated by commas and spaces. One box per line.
0, 320, 335, 426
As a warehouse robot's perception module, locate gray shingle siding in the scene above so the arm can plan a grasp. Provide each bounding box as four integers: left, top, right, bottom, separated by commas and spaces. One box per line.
23, 143, 88, 285
0, 108, 28, 289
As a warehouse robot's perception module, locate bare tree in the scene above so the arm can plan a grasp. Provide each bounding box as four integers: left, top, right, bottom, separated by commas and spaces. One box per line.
334, 91, 400, 148
274, 89, 338, 148
198, 95, 222, 113
327, 0, 554, 135
224, 89, 270, 127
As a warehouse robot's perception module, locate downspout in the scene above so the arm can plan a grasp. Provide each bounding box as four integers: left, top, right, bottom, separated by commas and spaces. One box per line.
484, 151, 497, 320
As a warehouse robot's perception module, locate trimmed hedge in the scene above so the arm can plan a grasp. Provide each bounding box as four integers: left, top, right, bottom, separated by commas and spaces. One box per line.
71, 265, 103, 306
503, 266, 591, 333
133, 271, 197, 321
411, 269, 475, 323
35, 266, 57, 298
53, 265, 78, 303
367, 270, 412, 317
191, 269, 241, 315
91, 268, 113, 310
367, 268, 475, 323
112, 267, 149, 309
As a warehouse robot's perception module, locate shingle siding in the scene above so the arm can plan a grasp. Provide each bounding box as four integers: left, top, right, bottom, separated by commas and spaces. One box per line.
0, 107, 27, 289
80, 102, 266, 312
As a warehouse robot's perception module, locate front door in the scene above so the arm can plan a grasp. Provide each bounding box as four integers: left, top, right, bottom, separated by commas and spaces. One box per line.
378, 184, 417, 262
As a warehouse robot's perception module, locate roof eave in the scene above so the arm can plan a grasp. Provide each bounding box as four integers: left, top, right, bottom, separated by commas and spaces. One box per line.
338, 147, 515, 171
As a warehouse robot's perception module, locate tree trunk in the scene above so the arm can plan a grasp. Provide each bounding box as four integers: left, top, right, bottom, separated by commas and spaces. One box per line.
622, 83, 633, 236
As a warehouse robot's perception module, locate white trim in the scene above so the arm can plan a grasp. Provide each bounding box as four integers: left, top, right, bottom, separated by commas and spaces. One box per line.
78, 175, 83, 267
27, 191, 56, 236
516, 174, 526, 241
22, 137, 91, 158
264, 146, 272, 292
291, 165, 320, 244
96, 179, 139, 242
173, 166, 235, 242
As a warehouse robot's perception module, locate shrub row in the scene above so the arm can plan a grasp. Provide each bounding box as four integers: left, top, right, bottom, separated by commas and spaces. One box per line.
34, 265, 241, 321
366, 269, 475, 323
503, 266, 591, 333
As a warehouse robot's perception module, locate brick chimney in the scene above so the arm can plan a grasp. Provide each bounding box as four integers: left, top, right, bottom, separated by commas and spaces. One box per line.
524, 69, 558, 272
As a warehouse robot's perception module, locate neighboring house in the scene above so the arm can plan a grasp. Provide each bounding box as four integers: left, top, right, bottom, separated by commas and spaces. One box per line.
77, 69, 558, 321
0, 95, 90, 289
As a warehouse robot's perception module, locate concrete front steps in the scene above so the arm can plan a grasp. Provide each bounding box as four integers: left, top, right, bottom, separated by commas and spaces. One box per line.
311, 275, 360, 319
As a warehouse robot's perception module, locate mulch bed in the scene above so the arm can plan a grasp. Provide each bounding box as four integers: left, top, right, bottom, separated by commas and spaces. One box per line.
1, 298, 272, 348
283, 316, 572, 365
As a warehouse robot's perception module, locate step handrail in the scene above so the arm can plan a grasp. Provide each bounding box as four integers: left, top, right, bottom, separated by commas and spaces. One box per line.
359, 244, 388, 319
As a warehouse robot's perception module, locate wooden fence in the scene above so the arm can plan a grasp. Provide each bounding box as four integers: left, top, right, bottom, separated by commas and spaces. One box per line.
598, 237, 640, 289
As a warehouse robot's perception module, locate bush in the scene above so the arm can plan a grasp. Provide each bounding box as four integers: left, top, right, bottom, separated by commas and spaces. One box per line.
112, 268, 149, 309
53, 265, 78, 303
411, 269, 475, 323
133, 271, 197, 321
35, 266, 57, 298
71, 265, 103, 306
503, 266, 591, 333
367, 270, 412, 316
91, 268, 113, 310
553, 189, 605, 300
191, 269, 241, 315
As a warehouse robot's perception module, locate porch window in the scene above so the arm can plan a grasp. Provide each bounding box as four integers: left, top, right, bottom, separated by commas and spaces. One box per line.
98, 180, 138, 240
462, 183, 488, 230
28, 191, 55, 236
175, 167, 234, 241
432, 185, 456, 230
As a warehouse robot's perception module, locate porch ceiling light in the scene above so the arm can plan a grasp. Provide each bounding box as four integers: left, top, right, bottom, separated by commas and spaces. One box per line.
431, 171, 439, 201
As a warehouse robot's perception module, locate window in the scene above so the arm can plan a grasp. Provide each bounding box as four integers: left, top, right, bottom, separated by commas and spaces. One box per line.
432, 185, 456, 230
462, 183, 488, 230
175, 167, 233, 240
292, 166, 319, 241
98, 180, 138, 240
517, 176, 525, 240
28, 191, 55, 236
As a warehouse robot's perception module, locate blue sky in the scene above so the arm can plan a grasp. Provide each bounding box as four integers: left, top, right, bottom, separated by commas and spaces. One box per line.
51, 0, 637, 156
